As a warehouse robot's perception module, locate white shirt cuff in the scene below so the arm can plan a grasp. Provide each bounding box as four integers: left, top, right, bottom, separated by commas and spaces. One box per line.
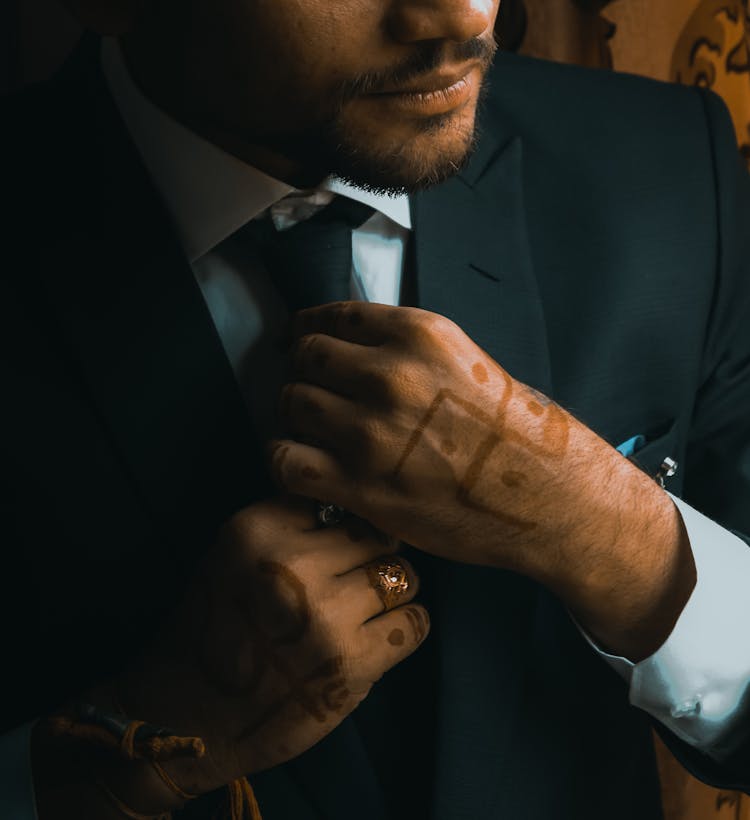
581, 493, 750, 760
0, 722, 39, 820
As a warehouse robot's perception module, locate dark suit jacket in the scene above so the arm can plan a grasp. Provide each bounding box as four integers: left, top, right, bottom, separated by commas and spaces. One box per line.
3, 35, 750, 819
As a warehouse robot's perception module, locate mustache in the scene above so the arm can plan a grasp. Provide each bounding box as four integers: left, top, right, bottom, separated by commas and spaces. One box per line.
340, 36, 498, 100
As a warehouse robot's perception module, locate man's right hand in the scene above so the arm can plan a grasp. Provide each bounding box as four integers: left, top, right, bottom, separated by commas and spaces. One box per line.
36, 497, 429, 815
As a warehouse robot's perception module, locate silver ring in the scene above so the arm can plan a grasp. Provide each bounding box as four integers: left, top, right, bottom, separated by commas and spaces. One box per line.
316, 502, 347, 527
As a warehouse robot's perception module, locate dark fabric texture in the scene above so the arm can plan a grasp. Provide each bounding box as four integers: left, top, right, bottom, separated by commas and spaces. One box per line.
2, 34, 750, 819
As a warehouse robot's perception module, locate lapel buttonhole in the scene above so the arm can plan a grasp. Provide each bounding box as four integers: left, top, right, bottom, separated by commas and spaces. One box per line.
469, 262, 501, 283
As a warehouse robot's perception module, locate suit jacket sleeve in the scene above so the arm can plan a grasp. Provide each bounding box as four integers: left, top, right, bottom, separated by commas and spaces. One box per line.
652, 86, 750, 793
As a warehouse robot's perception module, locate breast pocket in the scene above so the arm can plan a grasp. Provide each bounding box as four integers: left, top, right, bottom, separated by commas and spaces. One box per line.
628, 420, 682, 490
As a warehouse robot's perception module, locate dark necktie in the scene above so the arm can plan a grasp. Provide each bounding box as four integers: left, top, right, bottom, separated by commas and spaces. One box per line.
247, 194, 376, 311
243, 195, 437, 818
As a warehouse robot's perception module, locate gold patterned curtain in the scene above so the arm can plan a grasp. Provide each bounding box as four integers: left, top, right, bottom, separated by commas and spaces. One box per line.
495, 1, 750, 818
613, 0, 750, 166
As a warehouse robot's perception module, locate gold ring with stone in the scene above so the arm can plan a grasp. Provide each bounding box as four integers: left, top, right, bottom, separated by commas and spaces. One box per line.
365, 559, 411, 611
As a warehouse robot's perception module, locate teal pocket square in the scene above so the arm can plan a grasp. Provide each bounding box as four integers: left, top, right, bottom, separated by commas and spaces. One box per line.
615, 434, 646, 458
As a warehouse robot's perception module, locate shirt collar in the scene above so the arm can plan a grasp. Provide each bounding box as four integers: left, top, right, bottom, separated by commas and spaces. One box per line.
101, 37, 411, 264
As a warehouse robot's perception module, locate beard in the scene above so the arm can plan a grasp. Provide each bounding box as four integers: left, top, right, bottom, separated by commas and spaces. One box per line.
264, 107, 480, 196
252, 37, 497, 195
321, 102, 484, 196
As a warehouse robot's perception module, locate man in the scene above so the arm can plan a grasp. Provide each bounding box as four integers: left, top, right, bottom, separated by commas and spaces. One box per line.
2, 0, 750, 818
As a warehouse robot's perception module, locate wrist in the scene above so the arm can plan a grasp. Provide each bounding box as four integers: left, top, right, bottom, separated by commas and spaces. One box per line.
551, 451, 696, 661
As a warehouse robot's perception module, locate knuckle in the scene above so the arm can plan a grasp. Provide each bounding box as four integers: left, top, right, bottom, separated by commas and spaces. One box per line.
278, 383, 295, 416
355, 357, 377, 385
395, 305, 427, 330
280, 547, 311, 577
293, 333, 321, 366
413, 308, 442, 332
427, 311, 456, 335
362, 363, 402, 407
268, 436, 286, 464
412, 310, 457, 345
336, 301, 360, 326
269, 441, 294, 488
299, 332, 320, 352
354, 414, 384, 450
221, 506, 269, 547
224, 496, 310, 559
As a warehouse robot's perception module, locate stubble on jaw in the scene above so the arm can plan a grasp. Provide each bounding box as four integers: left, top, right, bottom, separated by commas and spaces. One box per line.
326, 108, 481, 196
327, 37, 497, 195
254, 37, 498, 196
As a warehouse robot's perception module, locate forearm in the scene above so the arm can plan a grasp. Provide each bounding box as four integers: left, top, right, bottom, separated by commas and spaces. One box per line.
507, 424, 696, 662
555, 466, 695, 662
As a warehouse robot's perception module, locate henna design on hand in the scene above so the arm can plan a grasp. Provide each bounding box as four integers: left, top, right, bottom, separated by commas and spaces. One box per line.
197, 559, 353, 741
392, 370, 570, 531
238, 655, 350, 741
388, 629, 405, 646
472, 363, 489, 384
440, 438, 457, 455
404, 607, 429, 644
269, 443, 291, 480
501, 470, 526, 488
320, 661, 351, 713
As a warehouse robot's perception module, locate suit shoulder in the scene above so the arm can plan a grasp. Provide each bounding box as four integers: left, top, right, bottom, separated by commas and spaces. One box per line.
484, 52, 715, 163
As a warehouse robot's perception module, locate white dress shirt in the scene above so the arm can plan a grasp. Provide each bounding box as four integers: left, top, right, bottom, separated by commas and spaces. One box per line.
5, 36, 750, 819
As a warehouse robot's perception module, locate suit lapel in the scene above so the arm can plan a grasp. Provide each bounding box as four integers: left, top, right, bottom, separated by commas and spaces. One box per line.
413, 128, 553, 817
413, 132, 551, 393
35, 38, 267, 581
34, 39, 385, 819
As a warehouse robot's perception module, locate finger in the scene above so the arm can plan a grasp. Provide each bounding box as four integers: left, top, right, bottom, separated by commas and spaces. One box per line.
336, 554, 419, 623
279, 382, 357, 450
226, 493, 321, 538
311, 519, 398, 575
290, 333, 378, 397
357, 603, 431, 681
268, 439, 353, 509
293, 301, 400, 345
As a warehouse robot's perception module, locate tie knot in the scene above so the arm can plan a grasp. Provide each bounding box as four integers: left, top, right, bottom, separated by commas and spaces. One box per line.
239, 195, 376, 311
305, 195, 376, 230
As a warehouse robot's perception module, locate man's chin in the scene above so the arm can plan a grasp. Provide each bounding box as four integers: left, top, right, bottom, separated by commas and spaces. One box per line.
330, 117, 479, 196
254, 99, 481, 195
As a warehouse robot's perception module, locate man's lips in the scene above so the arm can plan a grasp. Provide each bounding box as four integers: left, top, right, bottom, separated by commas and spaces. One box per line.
370, 63, 480, 96
363, 64, 481, 117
